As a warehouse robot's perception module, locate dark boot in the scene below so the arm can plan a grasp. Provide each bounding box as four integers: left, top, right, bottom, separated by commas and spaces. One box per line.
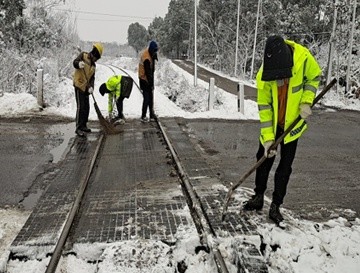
80, 127, 91, 133
75, 128, 85, 137
243, 194, 264, 210
269, 203, 284, 224
119, 114, 126, 121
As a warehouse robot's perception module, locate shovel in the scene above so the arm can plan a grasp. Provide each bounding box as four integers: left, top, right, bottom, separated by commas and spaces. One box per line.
221, 78, 337, 221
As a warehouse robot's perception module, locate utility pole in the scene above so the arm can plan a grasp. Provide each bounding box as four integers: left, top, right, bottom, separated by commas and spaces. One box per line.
194, 0, 198, 87
326, 0, 338, 85
345, 0, 357, 93
234, 0, 240, 77
250, 0, 261, 79
187, 19, 193, 59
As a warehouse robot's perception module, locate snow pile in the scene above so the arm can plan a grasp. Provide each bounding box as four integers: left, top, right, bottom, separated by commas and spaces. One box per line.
0, 208, 30, 271
0, 93, 39, 116
260, 217, 360, 273
321, 88, 360, 111
0, 57, 260, 121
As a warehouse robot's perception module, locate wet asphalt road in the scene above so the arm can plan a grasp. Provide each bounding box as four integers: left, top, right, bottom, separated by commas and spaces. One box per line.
1, 108, 359, 222
172, 59, 360, 221
0, 116, 81, 208
179, 108, 360, 221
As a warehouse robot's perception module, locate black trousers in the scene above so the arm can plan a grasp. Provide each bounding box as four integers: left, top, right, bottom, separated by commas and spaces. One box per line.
254, 126, 298, 206
140, 79, 155, 118
75, 87, 89, 130
115, 96, 125, 119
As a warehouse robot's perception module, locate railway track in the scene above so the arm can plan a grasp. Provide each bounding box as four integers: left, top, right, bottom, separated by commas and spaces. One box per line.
7, 64, 267, 273
97, 64, 230, 271
40, 118, 230, 273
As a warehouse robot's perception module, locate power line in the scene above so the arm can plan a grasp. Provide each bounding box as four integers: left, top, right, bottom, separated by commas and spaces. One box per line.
283, 31, 331, 36
54, 8, 154, 20
77, 18, 148, 22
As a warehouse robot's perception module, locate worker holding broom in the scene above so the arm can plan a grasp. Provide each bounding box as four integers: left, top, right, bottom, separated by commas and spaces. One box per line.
243, 35, 322, 225
138, 40, 158, 122
72, 43, 103, 137
99, 75, 133, 125
73, 43, 104, 137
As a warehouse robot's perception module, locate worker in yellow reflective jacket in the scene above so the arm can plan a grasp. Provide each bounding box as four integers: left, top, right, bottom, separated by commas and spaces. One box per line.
99, 74, 133, 125
73, 42, 103, 136
243, 36, 322, 225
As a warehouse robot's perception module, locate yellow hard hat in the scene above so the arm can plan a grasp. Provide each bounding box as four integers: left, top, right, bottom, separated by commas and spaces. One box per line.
93, 42, 103, 57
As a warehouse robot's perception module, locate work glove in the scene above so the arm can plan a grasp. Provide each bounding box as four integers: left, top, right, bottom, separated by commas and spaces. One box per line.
263, 140, 277, 158
78, 61, 85, 69
88, 87, 94, 94
299, 103, 312, 119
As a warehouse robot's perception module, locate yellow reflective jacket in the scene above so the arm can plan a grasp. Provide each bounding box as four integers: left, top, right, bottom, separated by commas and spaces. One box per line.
73, 52, 96, 92
256, 40, 322, 144
105, 75, 122, 113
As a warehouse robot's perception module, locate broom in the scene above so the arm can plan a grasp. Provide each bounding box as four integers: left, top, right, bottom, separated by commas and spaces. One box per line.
82, 66, 121, 134
91, 93, 121, 134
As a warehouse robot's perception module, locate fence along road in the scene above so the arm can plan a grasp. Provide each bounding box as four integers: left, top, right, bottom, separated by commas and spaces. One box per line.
172, 59, 257, 101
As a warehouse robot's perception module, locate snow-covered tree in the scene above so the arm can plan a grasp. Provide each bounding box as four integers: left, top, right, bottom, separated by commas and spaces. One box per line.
0, 0, 78, 99
127, 22, 148, 54
161, 0, 193, 58
0, 0, 26, 49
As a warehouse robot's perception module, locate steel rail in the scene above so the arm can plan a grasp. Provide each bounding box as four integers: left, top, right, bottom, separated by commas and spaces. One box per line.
99, 63, 142, 92
45, 134, 105, 273
157, 120, 230, 273
45, 63, 229, 272
105, 62, 230, 272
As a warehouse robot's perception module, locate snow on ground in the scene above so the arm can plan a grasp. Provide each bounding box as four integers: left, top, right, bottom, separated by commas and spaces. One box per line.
0, 57, 360, 273
0, 209, 30, 271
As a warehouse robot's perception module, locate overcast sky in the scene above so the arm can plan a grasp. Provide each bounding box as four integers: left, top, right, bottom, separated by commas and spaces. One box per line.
69, 0, 171, 44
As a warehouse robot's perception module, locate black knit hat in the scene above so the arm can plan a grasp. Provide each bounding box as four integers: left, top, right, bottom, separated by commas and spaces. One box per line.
99, 83, 109, 96
261, 35, 293, 81
90, 46, 101, 60
148, 41, 158, 54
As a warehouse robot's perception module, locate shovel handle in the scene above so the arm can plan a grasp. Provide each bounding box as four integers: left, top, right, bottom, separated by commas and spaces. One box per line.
221, 78, 337, 220
271, 78, 337, 150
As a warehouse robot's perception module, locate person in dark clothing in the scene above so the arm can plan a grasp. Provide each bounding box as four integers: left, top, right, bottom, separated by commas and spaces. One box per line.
243, 36, 322, 225
138, 40, 158, 122
72, 43, 103, 136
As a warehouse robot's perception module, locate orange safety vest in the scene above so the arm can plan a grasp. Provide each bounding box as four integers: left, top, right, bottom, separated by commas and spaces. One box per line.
138, 49, 153, 83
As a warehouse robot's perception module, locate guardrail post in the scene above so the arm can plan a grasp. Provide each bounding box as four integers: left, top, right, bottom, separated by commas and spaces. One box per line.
208, 77, 215, 110
37, 69, 44, 109
237, 82, 244, 114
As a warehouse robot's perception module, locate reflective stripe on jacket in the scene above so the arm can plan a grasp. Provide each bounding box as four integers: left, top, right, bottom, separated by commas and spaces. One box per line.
106, 75, 122, 113
73, 52, 96, 92
256, 40, 322, 144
